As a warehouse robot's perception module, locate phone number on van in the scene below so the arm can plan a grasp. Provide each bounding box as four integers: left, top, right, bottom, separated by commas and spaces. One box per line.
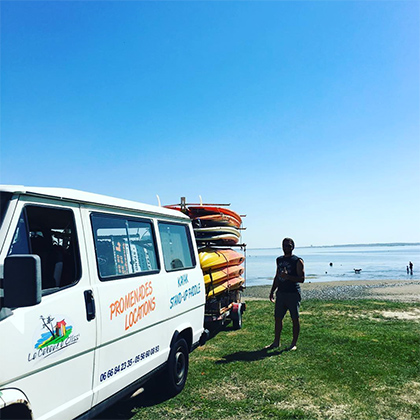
99, 345, 159, 383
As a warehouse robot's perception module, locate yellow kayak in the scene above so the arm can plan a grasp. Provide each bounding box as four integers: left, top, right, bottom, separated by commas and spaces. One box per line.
199, 248, 245, 272
206, 276, 245, 298
203, 264, 244, 288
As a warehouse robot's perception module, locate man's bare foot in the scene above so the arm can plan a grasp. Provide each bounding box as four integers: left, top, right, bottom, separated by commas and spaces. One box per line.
265, 342, 280, 350
286, 345, 297, 351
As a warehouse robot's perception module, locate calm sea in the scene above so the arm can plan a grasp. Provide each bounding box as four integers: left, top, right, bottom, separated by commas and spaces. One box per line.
244, 244, 420, 286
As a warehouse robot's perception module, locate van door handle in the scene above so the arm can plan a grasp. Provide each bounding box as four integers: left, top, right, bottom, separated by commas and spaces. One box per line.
84, 290, 96, 321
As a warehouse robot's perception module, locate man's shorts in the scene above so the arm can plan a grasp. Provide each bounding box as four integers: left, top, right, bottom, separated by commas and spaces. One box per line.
275, 292, 301, 320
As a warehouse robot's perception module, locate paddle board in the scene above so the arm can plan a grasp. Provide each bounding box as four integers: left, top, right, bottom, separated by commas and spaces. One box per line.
199, 248, 245, 272
203, 264, 244, 287
194, 226, 240, 237
195, 226, 241, 245
196, 233, 240, 245
206, 276, 245, 298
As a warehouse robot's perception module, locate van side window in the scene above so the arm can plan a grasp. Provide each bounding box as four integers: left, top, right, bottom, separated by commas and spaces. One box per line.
158, 222, 195, 271
8, 212, 30, 255
0, 192, 13, 229
91, 214, 159, 280
8, 206, 81, 291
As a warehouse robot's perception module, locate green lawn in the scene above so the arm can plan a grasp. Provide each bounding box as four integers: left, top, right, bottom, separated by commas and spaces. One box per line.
102, 299, 420, 419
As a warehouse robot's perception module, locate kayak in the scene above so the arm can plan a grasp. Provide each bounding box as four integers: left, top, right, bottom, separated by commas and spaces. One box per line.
198, 248, 245, 272
203, 264, 244, 288
166, 205, 242, 228
206, 276, 245, 298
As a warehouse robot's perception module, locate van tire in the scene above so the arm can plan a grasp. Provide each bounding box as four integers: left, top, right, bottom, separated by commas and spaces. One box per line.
164, 338, 189, 397
231, 303, 243, 330
232, 310, 242, 330
0, 404, 32, 420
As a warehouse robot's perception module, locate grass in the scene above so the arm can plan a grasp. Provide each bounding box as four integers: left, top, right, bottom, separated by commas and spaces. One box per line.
100, 299, 420, 420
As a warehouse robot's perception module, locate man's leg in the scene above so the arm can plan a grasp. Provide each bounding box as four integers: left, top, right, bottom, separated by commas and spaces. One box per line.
287, 293, 301, 350
291, 317, 300, 348
273, 317, 283, 347
266, 297, 286, 349
265, 317, 283, 349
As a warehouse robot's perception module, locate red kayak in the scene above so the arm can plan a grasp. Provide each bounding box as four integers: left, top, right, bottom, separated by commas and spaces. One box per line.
166, 205, 242, 228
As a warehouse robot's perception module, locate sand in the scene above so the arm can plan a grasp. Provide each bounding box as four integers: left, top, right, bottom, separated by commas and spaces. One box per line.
243, 279, 420, 303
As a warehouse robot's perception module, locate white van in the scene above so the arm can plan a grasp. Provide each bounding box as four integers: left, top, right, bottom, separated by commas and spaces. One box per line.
0, 186, 207, 420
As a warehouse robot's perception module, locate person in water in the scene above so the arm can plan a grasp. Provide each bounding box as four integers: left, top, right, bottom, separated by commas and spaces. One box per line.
267, 237, 305, 351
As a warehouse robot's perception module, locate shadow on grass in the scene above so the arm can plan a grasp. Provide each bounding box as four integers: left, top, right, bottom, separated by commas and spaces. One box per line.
216, 347, 288, 364
206, 320, 242, 340
93, 379, 171, 419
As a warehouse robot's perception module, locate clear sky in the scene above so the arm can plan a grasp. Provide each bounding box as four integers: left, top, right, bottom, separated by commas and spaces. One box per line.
1, 1, 419, 248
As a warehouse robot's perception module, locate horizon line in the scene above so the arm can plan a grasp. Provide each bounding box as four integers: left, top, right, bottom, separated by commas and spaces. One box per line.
249, 242, 420, 250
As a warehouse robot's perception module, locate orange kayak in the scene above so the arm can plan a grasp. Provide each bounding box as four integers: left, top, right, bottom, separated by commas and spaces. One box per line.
206, 276, 245, 298
192, 213, 241, 228
203, 264, 244, 288
198, 248, 245, 272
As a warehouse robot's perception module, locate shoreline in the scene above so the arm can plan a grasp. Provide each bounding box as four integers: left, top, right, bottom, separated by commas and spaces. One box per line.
243, 279, 420, 302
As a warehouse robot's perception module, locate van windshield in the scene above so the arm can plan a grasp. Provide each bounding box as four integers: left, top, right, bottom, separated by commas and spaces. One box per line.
0, 192, 12, 230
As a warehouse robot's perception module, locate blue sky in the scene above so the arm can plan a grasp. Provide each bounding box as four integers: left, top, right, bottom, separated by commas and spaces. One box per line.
1, 1, 419, 248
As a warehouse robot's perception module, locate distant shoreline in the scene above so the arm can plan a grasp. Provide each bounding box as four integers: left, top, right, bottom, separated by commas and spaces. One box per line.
248, 242, 420, 250
243, 279, 420, 303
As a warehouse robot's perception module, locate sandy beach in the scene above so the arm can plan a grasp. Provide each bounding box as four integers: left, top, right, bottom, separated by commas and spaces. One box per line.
243, 279, 420, 303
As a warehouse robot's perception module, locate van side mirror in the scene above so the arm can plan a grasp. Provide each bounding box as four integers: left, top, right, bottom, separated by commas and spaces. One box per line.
3, 255, 42, 308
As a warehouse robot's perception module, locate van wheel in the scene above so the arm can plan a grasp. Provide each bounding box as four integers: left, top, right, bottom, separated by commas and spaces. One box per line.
1, 404, 32, 420
232, 310, 242, 330
164, 338, 189, 397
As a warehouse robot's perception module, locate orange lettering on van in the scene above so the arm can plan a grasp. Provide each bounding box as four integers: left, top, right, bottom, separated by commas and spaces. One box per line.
110, 302, 116, 320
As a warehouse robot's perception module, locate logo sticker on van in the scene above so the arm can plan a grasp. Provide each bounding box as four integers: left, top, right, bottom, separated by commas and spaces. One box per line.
28, 315, 80, 363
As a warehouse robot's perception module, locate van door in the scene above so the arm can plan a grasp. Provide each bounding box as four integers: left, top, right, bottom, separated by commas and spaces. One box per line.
84, 210, 170, 405
0, 200, 96, 420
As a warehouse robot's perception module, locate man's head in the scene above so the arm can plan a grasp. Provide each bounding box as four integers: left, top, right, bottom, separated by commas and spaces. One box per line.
282, 238, 295, 256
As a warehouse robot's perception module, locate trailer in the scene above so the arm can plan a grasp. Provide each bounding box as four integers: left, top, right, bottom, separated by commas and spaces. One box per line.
204, 288, 246, 330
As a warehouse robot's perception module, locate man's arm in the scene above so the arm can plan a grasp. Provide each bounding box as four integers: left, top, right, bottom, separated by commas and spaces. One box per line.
269, 263, 281, 302
279, 259, 305, 283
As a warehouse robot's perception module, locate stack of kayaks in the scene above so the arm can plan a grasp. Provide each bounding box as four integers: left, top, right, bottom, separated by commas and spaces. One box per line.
166, 204, 245, 299
199, 248, 245, 298
166, 205, 242, 246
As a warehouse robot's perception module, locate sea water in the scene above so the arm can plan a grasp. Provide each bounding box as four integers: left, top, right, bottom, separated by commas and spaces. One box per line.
244, 244, 420, 286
